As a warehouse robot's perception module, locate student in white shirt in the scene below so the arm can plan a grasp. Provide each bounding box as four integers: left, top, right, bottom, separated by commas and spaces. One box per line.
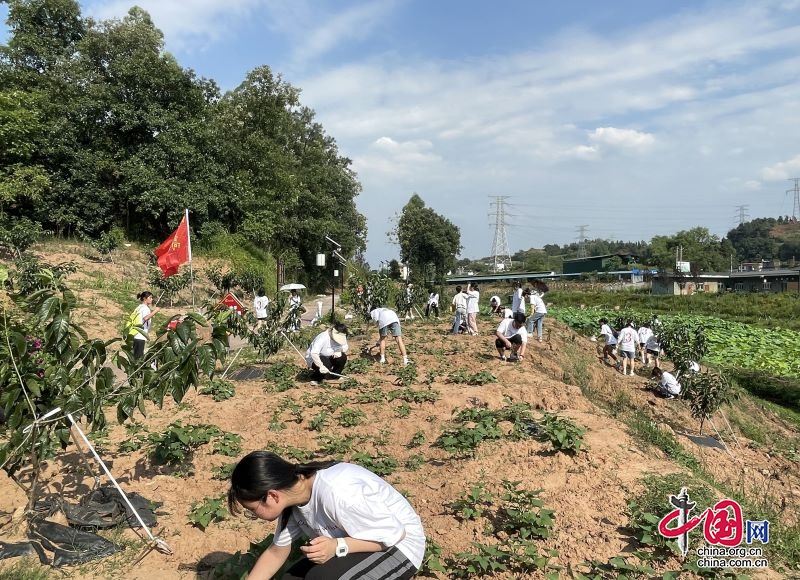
489, 295, 502, 315
466, 283, 480, 335
617, 321, 639, 376
425, 290, 439, 318
651, 367, 681, 399
495, 312, 529, 361
451, 286, 468, 335
598, 318, 619, 368
254, 288, 270, 329
305, 324, 349, 384
526, 292, 548, 342
228, 451, 424, 580
510, 282, 525, 314
369, 308, 409, 366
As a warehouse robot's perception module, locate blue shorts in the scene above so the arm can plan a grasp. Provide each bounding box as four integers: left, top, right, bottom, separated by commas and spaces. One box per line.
620, 350, 636, 359
379, 322, 402, 337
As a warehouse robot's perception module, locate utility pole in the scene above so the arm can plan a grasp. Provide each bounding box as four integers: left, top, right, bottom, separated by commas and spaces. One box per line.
489, 196, 513, 272
788, 178, 800, 220
734, 205, 749, 225
575, 225, 589, 258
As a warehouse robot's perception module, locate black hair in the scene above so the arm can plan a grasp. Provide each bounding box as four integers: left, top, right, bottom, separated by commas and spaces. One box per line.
455, 285, 462, 292
257, 288, 266, 296
651, 367, 663, 377
228, 451, 338, 528
136, 291, 153, 301
522, 287, 531, 296
332, 322, 349, 336
513, 312, 526, 324
599, 318, 608, 324
471, 283, 479, 291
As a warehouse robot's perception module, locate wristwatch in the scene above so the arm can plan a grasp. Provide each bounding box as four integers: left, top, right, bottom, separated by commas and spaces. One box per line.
335, 537, 349, 558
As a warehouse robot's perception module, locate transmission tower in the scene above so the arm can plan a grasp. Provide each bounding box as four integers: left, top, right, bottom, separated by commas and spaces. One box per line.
788, 178, 800, 220
489, 196, 513, 272
576, 225, 589, 258
734, 205, 749, 225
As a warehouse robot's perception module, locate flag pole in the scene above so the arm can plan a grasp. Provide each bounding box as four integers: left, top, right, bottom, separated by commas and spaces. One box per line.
185, 208, 195, 308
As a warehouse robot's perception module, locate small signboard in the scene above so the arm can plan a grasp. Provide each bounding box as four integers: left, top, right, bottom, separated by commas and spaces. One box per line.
219, 292, 246, 315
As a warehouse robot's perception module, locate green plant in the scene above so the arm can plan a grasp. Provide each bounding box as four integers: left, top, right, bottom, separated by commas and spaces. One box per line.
418, 538, 446, 577
213, 432, 242, 457
355, 387, 385, 403
337, 407, 367, 427
265, 443, 314, 462
682, 369, 736, 434
404, 454, 425, 471
316, 434, 356, 456
537, 412, 586, 454
149, 422, 221, 467
387, 387, 441, 403
200, 378, 236, 402
351, 452, 399, 476
308, 411, 330, 431
407, 430, 426, 447
268, 410, 286, 432
497, 480, 555, 540
393, 363, 418, 386
346, 358, 371, 374
263, 362, 299, 392
211, 462, 236, 480
278, 397, 304, 423
189, 494, 228, 530
448, 481, 495, 520
394, 402, 412, 418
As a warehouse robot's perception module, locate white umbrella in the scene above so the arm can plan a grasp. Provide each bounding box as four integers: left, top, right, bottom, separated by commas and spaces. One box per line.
280, 283, 306, 291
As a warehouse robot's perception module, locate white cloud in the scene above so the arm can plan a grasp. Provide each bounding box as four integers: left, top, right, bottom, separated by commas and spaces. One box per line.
589, 127, 655, 149
559, 145, 600, 161
761, 154, 800, 181
83, 0, 261, 50
353, 137, 442, 179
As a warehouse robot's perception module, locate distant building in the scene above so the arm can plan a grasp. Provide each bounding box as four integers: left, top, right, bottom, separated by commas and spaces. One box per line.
652, 269, 800, 295
562, 253, 638, 275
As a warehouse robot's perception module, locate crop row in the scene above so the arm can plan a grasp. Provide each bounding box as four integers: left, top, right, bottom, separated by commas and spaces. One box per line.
550, 306, 800, 379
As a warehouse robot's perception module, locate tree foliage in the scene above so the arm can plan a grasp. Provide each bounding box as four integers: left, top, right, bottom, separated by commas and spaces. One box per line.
394, 194, 461, 284
0, 257, 228, 477
0, 1, 366, 289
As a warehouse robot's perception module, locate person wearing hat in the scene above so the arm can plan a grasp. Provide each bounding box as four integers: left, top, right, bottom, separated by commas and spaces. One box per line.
305, 323, 350, 383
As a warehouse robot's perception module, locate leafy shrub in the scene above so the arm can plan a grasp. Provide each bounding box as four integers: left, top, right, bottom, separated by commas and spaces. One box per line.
537, 413, 586, 455
351, 452, 399, 476
213, 432, 242, 457
337, 407, 367, 427
189, 494, 228, 530
149, 422, 221, 467
88, 227, 126, 261
448, 481, 495, 520
200, 378, 236, 401
0, 216, 44, 255
681, 369, 736, 434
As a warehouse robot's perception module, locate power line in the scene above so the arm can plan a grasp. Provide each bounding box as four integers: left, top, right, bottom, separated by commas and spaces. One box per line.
575, 225, 589, 258
788, 178, 800, 220
734, 204, 749, 226
488, 196, 513, 272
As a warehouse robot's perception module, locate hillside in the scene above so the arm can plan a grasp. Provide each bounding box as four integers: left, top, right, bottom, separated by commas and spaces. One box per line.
0, 243, 798, 579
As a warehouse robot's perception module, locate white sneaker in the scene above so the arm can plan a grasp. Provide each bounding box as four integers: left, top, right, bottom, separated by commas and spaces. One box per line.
500, 355, 506, 361
379, 357, 386, 364
403, 357, 410, 366
629, 371, 635, 376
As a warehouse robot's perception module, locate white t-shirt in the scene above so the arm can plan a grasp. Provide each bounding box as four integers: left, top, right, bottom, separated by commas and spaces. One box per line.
659, 371, 682, 395
305, 330, 349, 367
496, 318, 529, 343
600, 323, 617, 346
452, 292, 467, 312
254, 295, 270, 319
490, 295, 500, 306
133, 304, 151, 341
427, 293, 439, 306
511, 288, 523, 313
637, 326, 653, 345
529, 294, 547, 314
289, 295, 301, 309
502, 308, 513, 319
273, 463, 425, 568
370, 308, 400, 329
466, 290, 480, 314
618, 326, 638, 353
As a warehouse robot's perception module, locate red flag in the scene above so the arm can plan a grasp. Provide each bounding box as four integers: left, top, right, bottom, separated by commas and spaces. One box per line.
154, 215, 190, 277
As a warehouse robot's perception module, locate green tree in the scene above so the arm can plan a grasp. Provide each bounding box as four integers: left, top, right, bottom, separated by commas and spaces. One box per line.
649, 227, 733, 275
394, 194, 461, 284
726, 218, 779, 262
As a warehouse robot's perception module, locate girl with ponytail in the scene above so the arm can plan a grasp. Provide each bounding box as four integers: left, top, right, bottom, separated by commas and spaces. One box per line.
228, 451, 424, 579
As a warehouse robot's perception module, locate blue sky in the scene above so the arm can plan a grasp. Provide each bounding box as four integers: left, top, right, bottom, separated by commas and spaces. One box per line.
3, 0, 800, 268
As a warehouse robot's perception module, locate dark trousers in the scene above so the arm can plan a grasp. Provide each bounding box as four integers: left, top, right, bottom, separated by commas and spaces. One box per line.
425, 303, 439, 317
495, 333, 523, 350
311, 353, 347, 380
282, 546, 417, 580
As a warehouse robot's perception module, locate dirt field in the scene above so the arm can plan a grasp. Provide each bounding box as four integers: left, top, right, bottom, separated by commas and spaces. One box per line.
0, 246, 797, 579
